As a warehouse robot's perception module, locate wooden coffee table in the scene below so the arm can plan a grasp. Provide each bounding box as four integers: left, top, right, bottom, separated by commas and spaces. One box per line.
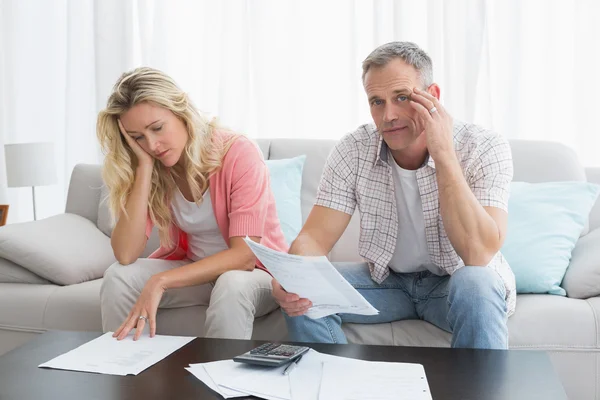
0, 331, 567, 399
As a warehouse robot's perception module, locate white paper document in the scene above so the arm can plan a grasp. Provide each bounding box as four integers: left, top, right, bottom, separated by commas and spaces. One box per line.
319, 357, 432, 400
39, 332, 194, 376
188, 360, 291, 400
187, 349, 432, 400
185, 365, 248, 399
244, 237, 379, 318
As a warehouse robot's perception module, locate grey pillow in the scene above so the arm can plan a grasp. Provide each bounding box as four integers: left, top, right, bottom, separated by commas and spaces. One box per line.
0, 257, 51, 284
562, 227, 600, 299
0, 213, 117, 286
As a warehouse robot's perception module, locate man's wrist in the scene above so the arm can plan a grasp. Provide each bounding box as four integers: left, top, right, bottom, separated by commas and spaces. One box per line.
434, 150, 465, 192
432, 149, 459, 171
289, 233, 327, 256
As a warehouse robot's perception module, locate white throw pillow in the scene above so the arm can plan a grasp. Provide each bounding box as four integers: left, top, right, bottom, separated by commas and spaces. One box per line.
0, 213, 117, 285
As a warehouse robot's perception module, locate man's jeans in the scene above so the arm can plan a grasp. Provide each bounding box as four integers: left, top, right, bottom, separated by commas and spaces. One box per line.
284, 263, 509, 349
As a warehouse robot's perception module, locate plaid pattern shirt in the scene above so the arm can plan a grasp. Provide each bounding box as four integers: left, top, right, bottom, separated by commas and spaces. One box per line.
315, 121, 516, 316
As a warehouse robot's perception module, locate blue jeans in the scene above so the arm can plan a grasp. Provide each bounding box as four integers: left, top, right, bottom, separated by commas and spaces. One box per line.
284, 263, 508, 349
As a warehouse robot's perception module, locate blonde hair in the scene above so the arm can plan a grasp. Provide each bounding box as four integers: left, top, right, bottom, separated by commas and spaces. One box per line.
97, 67, 238, 248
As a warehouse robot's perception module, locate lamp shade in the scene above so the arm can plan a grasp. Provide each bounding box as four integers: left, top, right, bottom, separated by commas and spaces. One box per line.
4, 143, 57, 187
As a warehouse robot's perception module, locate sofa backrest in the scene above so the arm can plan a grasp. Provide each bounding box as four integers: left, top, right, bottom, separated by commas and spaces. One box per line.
69, 137, 598, 261
259, 138, 597, 262
65, 164, 104, 224
585, 167, 600, 231
256, 139, 363, 262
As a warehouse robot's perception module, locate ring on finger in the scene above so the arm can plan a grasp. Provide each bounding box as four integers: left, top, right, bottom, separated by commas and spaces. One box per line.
138, 315, 149, 322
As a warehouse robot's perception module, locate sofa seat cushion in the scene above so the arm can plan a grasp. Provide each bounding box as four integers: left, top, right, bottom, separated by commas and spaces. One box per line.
344, 295, 598, 350
343, 319, 450, 347
0, 213, 117, 285
0, 283, 59, 331
0, 258, 50, 284
43, 279, 103, 331
0, 280, 103, 333
155, 304, 289, 341
507, 295, 597, 349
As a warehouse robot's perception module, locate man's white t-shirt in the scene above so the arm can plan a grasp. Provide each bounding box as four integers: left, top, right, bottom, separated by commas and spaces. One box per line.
387, 150, 440, 274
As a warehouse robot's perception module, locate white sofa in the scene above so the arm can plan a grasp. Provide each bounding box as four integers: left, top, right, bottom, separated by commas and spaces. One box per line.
1, 138, 599, 399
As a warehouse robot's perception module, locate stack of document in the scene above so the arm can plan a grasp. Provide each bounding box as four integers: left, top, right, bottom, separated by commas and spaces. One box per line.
187, 350, 433, 400
186, 360, 292, 399
243, 237, 379, 319
39, 332, 194, 376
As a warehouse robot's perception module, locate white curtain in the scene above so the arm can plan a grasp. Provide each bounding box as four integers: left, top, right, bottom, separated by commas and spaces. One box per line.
1, 0, 600, 223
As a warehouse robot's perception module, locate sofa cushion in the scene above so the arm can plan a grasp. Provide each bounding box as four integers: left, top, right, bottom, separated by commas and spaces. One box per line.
509, 140, 591, 236
501, 181, 600, 295
266, 139, 364, 262
0, 280, 102, 333
265, 155, 306, 245
343, 295, 597, 350
0, 283, 59, 330
510, 140, 586, 183
0, 257, 50, 284
268, 139, 336, 224
43, 279, 103, 331
508, 295, 597, 349
562, 228, 600, 299
0, 214, 117, 285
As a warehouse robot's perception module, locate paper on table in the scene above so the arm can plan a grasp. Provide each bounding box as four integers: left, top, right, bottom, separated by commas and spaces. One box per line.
288, 350, 324, 400
318, 358, 432, 400
185, 366, 248, 399
201, 359, 292, 400
288, 350, 432, 400
188, 361, 283, 399
38, 332, 194, 376
244, 237, 379, 319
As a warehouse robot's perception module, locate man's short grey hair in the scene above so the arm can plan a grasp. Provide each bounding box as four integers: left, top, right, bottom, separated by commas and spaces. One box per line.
362, 42, 433, 87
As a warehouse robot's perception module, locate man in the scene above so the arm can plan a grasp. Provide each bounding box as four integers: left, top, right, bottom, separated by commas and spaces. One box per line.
272, 41, 515, 349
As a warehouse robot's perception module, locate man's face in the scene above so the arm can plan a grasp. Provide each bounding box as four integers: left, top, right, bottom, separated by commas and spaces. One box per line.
364, 58, 431, 152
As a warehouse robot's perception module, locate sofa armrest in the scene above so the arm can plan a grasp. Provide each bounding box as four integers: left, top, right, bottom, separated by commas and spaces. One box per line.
562, 227, 600, 299
65, 164, 103, 225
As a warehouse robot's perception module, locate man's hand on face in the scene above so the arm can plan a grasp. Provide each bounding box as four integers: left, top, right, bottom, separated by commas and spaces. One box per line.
409, 87, 455, 163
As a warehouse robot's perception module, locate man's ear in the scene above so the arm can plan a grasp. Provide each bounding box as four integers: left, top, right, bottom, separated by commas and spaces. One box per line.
428, 83, 441, 100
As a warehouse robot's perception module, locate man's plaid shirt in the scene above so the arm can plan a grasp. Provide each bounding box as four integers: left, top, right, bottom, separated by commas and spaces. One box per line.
315, 121, 516, 315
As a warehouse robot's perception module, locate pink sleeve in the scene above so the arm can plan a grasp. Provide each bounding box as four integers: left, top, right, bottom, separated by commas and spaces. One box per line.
227, 140, 270, 238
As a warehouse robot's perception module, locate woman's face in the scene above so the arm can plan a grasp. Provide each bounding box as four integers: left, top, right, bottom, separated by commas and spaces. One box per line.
119, 102, 189, 167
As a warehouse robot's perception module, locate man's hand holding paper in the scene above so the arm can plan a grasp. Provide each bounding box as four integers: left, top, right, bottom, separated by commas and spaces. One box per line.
243, 237, 378, 319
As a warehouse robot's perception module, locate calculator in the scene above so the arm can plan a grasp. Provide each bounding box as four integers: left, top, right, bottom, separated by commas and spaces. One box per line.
233, 342, 310, 367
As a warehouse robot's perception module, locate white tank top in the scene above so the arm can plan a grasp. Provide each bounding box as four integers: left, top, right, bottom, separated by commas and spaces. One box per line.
171, 187, 229, 261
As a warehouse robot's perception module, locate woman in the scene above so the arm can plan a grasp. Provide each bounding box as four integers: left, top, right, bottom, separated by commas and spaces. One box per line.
96, 67, 287, 341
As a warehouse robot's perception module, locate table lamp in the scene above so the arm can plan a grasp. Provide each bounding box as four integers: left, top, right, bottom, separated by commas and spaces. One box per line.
4, 142, 57, 220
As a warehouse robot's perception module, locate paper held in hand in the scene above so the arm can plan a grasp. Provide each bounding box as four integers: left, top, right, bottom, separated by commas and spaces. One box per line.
243, 237, 379, 319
